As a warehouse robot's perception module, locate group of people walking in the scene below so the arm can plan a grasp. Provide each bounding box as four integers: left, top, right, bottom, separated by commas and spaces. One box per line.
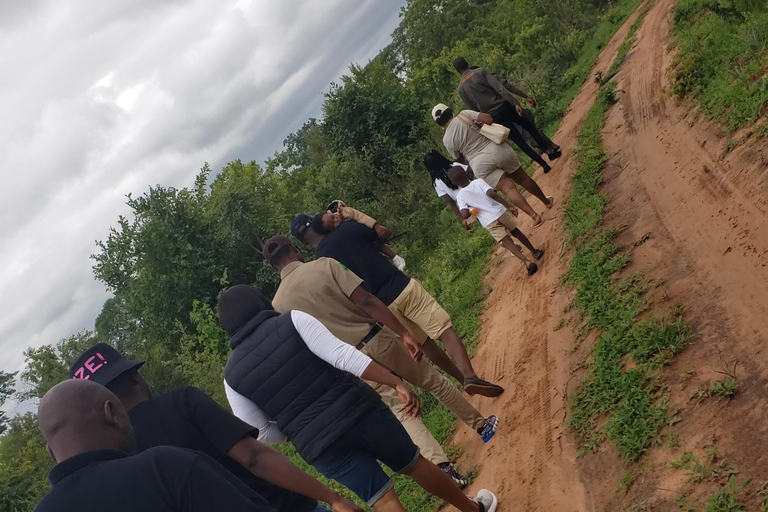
33, 57, 560, 512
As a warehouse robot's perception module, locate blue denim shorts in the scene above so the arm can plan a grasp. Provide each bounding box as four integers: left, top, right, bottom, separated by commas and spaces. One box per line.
311, 402, 420, 506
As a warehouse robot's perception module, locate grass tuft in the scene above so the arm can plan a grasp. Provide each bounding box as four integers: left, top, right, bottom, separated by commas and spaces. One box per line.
563, 5, 692, 462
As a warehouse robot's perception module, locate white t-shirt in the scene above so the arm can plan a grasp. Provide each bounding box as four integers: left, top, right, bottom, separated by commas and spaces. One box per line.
433, 162, 466, 202
442, 111, 492, 162
456, 179, 507, 227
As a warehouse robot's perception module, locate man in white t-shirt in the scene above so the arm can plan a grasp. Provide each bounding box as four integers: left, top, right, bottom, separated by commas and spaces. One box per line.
433, 103, 555, 229
449, 165, 544, 276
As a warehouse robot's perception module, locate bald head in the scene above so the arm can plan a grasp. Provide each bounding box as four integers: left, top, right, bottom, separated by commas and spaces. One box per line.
39, 379, 136, 464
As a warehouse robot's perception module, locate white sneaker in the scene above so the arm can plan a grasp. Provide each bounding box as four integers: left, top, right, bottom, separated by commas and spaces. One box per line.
473, 489, 498, 512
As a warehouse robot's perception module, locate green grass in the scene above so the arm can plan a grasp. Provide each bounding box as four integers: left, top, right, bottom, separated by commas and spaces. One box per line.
562, 7, 692, 462
705, 476, 749, 512
277, 2, 660, 509
544, 0, 646, 135
671, 0, 768, 131
601, 2, 654, 85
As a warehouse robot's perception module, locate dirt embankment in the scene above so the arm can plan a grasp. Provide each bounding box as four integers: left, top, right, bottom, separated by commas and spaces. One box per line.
448, 0, 768, 509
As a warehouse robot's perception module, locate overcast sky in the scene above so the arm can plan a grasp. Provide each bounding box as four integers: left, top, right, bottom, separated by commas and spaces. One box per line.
0, 0, 406, 377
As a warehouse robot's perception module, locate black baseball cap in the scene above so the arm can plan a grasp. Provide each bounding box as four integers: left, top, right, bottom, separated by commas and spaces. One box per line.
262, 235, 292, 264
290, 214, 314, 241
69, 343, 144, 386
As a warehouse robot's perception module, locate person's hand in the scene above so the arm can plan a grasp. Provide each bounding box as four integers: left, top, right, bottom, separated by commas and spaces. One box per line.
461, 219, 471, 230
374, 224, 392, 241
401, 332, 423, 362
525, 97, 536, 108
392, 255, 406, 271
329, 494, 365, 512
395, 382, 421, 419
509, 206, 519, 217
515, 103, 524, 116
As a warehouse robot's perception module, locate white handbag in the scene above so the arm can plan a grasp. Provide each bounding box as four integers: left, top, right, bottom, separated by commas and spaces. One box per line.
458, 112, 510, 144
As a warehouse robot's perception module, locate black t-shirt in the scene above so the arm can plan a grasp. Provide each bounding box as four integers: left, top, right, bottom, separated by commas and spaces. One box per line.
129, 387, 316, 512
34, 448, 274, 512
314, 221, 410, 305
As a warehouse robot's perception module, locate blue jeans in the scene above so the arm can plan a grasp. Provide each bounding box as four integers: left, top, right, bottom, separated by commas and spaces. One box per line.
311, 403, 420, 506
310, 504, 332, 512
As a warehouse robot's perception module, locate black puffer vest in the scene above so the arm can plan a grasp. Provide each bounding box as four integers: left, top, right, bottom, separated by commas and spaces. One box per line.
224, 310, 380, 463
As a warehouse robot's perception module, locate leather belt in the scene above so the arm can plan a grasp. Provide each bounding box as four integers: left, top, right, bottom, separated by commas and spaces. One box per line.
356, 323, 382, 350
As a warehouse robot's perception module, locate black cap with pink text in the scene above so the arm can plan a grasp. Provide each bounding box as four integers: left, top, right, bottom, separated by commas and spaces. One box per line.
69, 343, 144, 385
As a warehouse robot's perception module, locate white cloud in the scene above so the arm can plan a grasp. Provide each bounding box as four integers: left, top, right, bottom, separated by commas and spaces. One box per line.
0, 0, 406, 374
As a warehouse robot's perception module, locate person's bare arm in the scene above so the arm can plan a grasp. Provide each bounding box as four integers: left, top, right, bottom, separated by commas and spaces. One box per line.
501, 81, 535, 106
349, 286, 423, 361
228, 440, 363, 512
443, 196, 466, 225
361, 361, 420, 418
476, 112, 494, 125
486, 189, 517, 214
342, 206, 392, 241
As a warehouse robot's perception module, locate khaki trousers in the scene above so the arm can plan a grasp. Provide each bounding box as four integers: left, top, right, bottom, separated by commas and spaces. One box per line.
361, 327, 485, 464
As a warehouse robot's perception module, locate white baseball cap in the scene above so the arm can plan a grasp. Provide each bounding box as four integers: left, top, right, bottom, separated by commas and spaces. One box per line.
431, 103, 450, 122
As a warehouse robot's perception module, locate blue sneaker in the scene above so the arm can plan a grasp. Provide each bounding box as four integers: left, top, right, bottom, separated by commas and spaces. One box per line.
477, 415, 498, 443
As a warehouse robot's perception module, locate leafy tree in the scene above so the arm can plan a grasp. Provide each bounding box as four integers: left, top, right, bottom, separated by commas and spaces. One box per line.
0, 413, 52, 512
19, 330, 97, 401
0, 371, 17, 435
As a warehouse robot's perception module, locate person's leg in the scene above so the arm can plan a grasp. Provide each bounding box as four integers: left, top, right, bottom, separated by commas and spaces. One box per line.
311, 441, 403, 512
404, 456, 482, 512
390, 280, 503, 396
373, 490, 407, 512
363, 377, 452, 465
500, 235, 532, 267
495, 175, 543, 226
421, 338, 464, 382
509, 167, 554, 209
510, 227, 544, 259
367, 331, 487, 430
515, 110, 558, 153
359, 404, 495, 512
506, 121, 551, 170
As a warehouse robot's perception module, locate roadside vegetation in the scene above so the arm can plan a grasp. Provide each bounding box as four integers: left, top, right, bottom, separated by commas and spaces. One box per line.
670, 0, 768, 132
561, 7, 692, 463
1, 0, 656, 510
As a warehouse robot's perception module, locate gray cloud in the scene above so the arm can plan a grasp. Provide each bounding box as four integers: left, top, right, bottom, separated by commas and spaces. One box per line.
0, 0, 405, 373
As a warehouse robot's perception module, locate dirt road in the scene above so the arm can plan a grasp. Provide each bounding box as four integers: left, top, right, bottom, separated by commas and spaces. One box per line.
449, 0, 768, 509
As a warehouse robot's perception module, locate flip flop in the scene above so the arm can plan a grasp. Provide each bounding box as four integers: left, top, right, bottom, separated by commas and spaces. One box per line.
546, 196, 556, 208
531, 218, 544, 229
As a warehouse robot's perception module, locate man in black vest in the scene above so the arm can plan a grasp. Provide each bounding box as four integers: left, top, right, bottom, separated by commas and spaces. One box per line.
69, 343, 360, 512
34, 379, 273, 512
219, 285, 498, 512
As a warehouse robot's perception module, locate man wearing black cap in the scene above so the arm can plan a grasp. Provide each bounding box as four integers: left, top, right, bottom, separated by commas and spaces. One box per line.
290, 214, 504, 398
34, 379, 274, 512
69, 343, 362, 512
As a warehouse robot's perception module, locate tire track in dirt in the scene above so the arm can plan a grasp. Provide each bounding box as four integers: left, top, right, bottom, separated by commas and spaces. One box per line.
447, 0, 768, 508
570, 0, 768, 507
443, 4, 652, 511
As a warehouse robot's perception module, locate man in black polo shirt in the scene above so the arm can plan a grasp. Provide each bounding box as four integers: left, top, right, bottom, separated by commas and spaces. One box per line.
34, 379, 273, 512
69, 343, 362, 512
291, 214, 503, 399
